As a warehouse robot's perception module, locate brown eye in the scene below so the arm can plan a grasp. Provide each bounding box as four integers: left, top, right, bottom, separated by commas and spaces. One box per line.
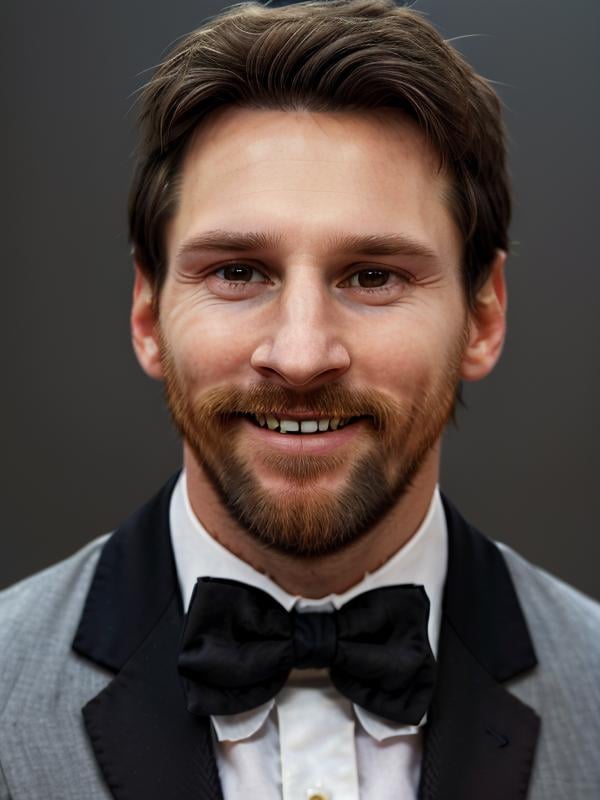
350, 269, 390, 288
216, 264, 265, 283
222, 265, 253, 281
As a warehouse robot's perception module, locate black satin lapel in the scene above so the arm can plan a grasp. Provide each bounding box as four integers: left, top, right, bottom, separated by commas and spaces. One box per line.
74, 474, 223, 799
73, 472, 181, 672
418, 497, 541, 800
82, 593, 223, 800
440, 495, 537, 682
419, 623, 540, 800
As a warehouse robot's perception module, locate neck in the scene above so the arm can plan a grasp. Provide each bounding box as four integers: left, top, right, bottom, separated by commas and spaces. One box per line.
183, 444, 440, 597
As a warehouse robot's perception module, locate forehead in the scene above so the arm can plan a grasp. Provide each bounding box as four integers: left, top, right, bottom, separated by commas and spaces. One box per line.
167, 106, 460, 264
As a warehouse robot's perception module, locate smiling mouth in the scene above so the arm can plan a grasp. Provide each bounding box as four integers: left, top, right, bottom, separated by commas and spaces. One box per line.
240, 412, 365, 434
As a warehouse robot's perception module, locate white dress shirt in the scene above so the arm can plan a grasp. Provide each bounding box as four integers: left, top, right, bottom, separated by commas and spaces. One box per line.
170, 471, 448, 800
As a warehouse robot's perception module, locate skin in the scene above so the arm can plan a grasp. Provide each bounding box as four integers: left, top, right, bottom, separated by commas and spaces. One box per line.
131, 106, 506, 597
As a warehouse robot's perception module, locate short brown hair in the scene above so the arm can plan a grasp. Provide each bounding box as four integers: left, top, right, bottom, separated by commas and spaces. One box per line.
128, 0, 510, 307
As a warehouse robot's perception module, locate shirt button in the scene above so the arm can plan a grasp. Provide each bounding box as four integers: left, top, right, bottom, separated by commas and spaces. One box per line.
306, 790, 330, 800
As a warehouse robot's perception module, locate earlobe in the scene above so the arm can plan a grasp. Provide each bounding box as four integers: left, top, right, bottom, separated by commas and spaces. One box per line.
460, 250, 508, 382
131, 264, 164, 380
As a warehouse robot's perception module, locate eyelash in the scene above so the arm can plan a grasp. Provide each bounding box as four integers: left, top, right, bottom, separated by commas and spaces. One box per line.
212, 263, 412, 293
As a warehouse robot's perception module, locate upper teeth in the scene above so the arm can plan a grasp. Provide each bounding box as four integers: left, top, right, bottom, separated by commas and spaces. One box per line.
251, 414, 351, 433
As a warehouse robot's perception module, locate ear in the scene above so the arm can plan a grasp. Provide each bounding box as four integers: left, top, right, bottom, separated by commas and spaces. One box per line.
460, 250, 507, 382
131, 264, 164, 380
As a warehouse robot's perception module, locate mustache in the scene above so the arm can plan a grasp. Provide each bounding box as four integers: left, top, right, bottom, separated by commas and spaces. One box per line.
191, 383, 408, 433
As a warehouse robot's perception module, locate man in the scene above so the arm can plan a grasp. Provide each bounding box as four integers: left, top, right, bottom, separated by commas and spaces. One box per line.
1, 0, 598, 798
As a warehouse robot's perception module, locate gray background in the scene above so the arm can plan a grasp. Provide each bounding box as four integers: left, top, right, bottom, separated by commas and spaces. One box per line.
2, 0, 599, 599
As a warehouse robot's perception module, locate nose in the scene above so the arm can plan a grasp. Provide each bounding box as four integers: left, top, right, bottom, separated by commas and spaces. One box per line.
250, 277, 351, 389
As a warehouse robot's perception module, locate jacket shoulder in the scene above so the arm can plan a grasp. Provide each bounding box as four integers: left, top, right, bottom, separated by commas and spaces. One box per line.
498, 542, 600, 650
499, 541, 600, 716
0, 536, 109, 713
498, 545, 600, 796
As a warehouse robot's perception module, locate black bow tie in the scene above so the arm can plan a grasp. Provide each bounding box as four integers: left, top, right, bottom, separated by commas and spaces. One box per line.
177, 577, 437, 725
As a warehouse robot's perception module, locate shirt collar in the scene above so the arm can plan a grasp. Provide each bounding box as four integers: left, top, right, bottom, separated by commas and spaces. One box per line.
170, 470, 448, 743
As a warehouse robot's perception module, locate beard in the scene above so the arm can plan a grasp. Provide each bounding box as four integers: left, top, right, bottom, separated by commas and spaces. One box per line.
159, 333, 467, 559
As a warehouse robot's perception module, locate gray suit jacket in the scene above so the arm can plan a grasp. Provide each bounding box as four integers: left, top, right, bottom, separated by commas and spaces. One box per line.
1, 477, 599, 799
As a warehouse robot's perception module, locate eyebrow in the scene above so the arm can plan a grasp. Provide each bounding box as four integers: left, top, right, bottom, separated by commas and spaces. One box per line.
175, 229, 438, 261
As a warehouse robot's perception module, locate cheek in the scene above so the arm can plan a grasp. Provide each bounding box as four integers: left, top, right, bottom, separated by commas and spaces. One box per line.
161, 309, 255, 389
352, 307, 468, 408
352, 318, 442, 390
378, 351, 434, 399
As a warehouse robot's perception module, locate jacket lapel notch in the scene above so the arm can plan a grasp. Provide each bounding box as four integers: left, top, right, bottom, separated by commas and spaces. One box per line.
82, 594, 224, 800
419, 623, 540, 800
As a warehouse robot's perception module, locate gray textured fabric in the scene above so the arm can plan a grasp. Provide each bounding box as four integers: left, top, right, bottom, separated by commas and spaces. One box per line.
0, 535, 599, 798
499, 543, 600, 799
0, 536, 112, 800
0, 760, 10, 800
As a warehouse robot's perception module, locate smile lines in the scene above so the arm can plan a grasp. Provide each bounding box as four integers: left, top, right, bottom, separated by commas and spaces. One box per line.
248, 413, 357, 434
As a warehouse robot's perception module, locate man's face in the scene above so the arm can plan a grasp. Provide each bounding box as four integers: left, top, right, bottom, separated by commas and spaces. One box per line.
142, 108, 473, 556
